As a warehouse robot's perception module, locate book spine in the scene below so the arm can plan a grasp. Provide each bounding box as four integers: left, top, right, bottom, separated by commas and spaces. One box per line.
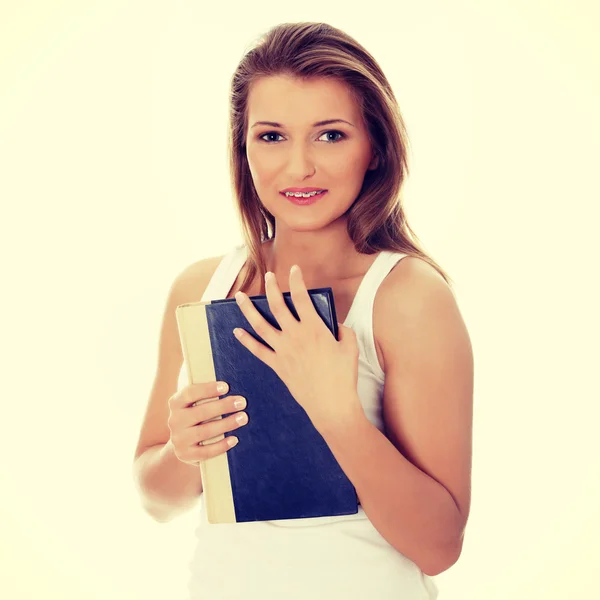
175, 303, 237, 524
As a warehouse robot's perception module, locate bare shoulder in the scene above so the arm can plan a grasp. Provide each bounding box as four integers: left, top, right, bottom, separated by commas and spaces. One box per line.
174, 253, 227, 304
372, 256, 458, 369
375, 255, 459, 328
380, 254, 451, 296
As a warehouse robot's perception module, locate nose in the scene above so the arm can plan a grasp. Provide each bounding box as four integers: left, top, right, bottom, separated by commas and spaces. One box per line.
285, 143, 316, 179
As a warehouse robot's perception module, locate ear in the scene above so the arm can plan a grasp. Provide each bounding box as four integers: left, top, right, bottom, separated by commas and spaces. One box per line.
368, 152, 379, 170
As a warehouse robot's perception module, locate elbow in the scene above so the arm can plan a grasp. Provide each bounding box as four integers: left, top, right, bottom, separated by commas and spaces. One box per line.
150, 512, 172, 524
421, 554, 459, 577
421, 510, 468, 576
133, 480, 173, 524
141, 499, 175, 524
420, 538, 463, 577
136, 495, 169, 523
143, 501, 169, 523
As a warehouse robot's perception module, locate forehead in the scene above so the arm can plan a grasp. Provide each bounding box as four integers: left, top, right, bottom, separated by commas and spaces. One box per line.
247, 75, 360, 124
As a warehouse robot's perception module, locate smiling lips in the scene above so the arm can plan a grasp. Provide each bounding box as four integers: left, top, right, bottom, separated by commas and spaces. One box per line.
281, 187, 326, 193
280, 190, 328, 205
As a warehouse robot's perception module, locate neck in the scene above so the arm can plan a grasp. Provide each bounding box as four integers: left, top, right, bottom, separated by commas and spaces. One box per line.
261, 223, 361, 287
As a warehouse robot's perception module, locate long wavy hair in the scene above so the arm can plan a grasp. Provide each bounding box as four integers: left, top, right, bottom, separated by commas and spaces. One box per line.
227, 21, 451, 294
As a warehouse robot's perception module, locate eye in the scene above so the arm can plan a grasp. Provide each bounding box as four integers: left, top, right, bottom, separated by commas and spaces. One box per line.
317, 130, 345, 143
259, 132, 284, 143
258, 130, 346, 144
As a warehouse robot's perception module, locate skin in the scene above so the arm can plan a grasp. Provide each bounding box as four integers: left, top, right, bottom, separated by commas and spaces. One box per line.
237, 75, 473, 576
245, 74, 379, 284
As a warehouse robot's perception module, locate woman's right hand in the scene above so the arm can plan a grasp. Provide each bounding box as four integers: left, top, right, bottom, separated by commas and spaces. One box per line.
167, 381, 248, 466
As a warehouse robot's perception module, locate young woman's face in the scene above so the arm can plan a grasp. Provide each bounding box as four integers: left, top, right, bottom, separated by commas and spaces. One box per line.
245, 75, 377, 232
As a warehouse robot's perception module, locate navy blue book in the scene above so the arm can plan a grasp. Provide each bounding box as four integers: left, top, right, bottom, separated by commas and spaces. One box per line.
175, 287, 358, 524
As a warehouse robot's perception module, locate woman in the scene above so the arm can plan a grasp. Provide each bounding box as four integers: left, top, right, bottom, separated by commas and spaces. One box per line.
133, 21, 473, 599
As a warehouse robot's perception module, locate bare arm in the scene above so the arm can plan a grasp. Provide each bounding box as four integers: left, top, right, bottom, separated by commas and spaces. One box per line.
321, 257, 473, 576
131, 256, 222, 522
133, 440, 203, 523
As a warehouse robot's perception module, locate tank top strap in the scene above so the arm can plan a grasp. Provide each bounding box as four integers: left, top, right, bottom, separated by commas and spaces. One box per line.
200, 244, 248, 303
344, 251, 410, 381
200, 245, 409, 322
344, 250, 409, 329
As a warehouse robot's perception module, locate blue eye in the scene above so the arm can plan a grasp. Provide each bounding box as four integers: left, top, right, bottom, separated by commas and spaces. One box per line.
258, 130, 346, 144
259, 132, 284, 143
319, 130, 345, 143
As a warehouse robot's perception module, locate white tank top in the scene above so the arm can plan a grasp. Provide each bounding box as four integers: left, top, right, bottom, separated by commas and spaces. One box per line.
178, 244, 439, 600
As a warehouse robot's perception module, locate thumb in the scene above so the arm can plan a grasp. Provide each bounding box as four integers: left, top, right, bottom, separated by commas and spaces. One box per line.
337, 321, 354, 342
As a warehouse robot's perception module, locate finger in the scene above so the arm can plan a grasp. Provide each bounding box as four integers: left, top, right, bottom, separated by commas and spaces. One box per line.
191, 395, 247, 425
264, 271, 298, 331
184, 381, 229, 409
289, 264, 321, 325
191, 435, 239, 463
194, 411, 249, 445
234, 291, 281, 349
233, 324, 276, 370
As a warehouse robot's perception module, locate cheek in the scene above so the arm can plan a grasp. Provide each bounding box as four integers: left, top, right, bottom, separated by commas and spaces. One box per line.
246, 146, 277, 184
330, 152, 369, 185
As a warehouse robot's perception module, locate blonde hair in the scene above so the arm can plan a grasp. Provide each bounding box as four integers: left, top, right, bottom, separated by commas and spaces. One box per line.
227, 21, 452, 294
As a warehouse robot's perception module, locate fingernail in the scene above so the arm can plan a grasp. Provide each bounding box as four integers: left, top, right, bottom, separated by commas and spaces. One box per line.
217, 382, 228, 393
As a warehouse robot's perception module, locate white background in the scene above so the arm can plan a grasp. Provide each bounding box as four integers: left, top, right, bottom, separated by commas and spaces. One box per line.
1, 1, 598, 598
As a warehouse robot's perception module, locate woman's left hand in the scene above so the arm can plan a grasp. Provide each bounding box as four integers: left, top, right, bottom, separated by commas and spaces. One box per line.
233, 264, 363, 432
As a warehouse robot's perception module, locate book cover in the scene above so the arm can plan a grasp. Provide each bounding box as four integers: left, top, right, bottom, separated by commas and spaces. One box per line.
175, 287, 358, 524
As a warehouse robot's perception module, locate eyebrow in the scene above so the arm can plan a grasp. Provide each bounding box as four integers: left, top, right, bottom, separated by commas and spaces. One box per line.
251, 118, 355, 129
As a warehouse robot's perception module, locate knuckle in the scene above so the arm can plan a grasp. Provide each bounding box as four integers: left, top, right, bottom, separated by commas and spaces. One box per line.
251, 321, 264, 335
172, 431, 185, 447
271, 299, 286, 314
182, 387, 197, 406
167, 391, 179, 408
167, 411, 183, 430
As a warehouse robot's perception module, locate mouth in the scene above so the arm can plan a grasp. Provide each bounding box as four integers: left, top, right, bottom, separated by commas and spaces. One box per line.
280, 189, 328, 206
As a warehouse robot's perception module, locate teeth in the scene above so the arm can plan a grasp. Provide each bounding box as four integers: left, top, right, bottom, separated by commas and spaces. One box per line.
284, 190, 324, 198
